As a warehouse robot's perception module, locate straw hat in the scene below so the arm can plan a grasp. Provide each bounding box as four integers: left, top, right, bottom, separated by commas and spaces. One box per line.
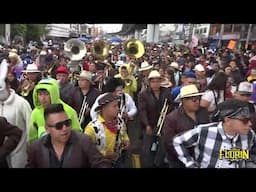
8, 52, 19, 59
22, 64, 41, 73
180, 84, 203, 99
139, 61, 153, 71
170, 62, 180, 70
148, 70, 162, 80
160, 78, 172, 88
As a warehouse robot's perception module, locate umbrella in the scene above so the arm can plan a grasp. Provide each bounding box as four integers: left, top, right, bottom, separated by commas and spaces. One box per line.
78, 37, 89, 42
110, 37, 121, 43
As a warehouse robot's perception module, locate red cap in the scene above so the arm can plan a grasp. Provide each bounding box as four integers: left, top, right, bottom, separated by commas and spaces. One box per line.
56, 66, 68, 74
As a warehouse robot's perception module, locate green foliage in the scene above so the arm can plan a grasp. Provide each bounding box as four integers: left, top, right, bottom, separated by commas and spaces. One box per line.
11, 24, 27, 38
11, 24, 48, 43
25, 24, 48, 42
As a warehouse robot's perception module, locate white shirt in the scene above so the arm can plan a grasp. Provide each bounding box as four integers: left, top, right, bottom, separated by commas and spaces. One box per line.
201, 90, 224, 111
215, 134, 238, 168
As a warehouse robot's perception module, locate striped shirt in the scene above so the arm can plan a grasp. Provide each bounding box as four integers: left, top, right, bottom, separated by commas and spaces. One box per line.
173, 122, 256, 168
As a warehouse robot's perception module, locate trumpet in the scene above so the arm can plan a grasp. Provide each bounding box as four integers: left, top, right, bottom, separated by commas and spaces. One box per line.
21, 79, 35, 97
123, 77, 133, 86
78, 95, 89, 125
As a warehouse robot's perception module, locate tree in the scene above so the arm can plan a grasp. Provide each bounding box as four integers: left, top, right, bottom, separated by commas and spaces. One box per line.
11, 24, 48, 44
11, 24, 27, 38
25, 24, 48, 43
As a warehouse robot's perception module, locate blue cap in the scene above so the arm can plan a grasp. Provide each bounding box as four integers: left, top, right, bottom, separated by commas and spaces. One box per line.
183, 71, 196, 79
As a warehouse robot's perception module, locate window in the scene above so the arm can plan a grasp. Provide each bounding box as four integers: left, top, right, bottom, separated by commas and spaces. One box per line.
234, 24, 241, 32
224, 24, 232, 33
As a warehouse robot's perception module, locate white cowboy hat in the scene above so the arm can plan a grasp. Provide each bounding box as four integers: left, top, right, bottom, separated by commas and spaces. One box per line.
22, 64, 41, 73
179, 84, 204, 99
79, 70, 94, 84
148, 70, 162, 80
170, 62, 180, 70
160, 78, 173, 88
139, 61, 153, 71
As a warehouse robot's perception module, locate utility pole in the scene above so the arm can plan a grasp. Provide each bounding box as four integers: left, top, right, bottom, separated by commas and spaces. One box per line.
245, 24, 252, 50
5, 24, 10, 45
189, 24, 194, 41
217, 24, 224, 48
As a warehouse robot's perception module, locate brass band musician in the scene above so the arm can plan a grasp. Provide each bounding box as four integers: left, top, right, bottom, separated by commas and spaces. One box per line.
17, 63, 42, 109
138, 70, 174, 168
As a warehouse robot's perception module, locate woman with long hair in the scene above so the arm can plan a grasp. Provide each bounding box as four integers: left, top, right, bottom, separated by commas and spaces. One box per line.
200, 72, 228, 113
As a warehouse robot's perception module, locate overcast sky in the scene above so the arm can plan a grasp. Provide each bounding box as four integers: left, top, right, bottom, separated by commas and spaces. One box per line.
94, 24, 123, 33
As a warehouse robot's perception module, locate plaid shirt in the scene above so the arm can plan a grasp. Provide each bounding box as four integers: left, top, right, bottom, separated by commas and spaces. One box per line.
173, 122, 256, 168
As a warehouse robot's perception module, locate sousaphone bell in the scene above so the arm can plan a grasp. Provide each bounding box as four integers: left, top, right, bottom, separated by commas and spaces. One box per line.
124, 39, 145, 59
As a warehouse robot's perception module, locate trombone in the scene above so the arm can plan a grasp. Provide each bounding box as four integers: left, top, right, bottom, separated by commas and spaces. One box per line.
151, 98, 169, 152
156, 99, 169, 136
78, 95, 89, 125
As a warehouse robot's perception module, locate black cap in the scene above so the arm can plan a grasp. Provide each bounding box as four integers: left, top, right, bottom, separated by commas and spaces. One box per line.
217, 99, 250, 120
95, 93, 118, 112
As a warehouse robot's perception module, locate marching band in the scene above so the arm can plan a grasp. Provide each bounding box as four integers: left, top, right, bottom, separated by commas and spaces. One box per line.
1, 36, 256, 168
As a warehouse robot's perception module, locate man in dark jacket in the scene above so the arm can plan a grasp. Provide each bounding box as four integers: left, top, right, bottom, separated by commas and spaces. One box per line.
138, 70, 174, 168
26, 103, 111, 168
69, 70, 101, 130
0, 116, 22, 168
163, 84, 209, 167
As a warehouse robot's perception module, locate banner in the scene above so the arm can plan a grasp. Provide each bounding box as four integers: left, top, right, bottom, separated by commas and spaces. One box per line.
227, 40, 237, 50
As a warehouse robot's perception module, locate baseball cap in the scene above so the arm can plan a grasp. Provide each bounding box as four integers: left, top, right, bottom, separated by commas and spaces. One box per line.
194, 64, 205, 72
182, 71, 196, 79
237, 81, 253, 95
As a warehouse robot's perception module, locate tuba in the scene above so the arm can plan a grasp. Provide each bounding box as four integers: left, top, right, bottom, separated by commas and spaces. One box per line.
124, 39, 145, 59
64, 38, 87, 72
92, 40, 111, 91
92, 40, 110, 60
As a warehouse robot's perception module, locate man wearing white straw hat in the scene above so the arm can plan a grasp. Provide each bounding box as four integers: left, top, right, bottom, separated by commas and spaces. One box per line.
17, 63, 42, 109
138, 70, 174, 168
163, 84, 209, 167
137, 61, 153, 94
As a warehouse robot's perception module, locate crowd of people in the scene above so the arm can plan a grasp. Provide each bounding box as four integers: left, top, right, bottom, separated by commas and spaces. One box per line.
1, 38, 256, 168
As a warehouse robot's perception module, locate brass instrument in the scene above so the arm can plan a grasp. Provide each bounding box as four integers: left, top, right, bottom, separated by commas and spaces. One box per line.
156, 99, 169, 136
21, 79, 35, 97
92, 41, 111, 91
64, 38, 86, 72
151, 98, 169, 152
92, 40, 110, 60
114, 100, 128, 157
124, 39, 145, 59
78, 95, 89, 125
123, 76, 133, 87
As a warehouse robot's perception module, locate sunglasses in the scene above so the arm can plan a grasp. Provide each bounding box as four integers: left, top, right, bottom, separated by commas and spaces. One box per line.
240, 94, 252, 97
47, 119, 72, 130
186, 96, 201, 102
229, 118, 251, 124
